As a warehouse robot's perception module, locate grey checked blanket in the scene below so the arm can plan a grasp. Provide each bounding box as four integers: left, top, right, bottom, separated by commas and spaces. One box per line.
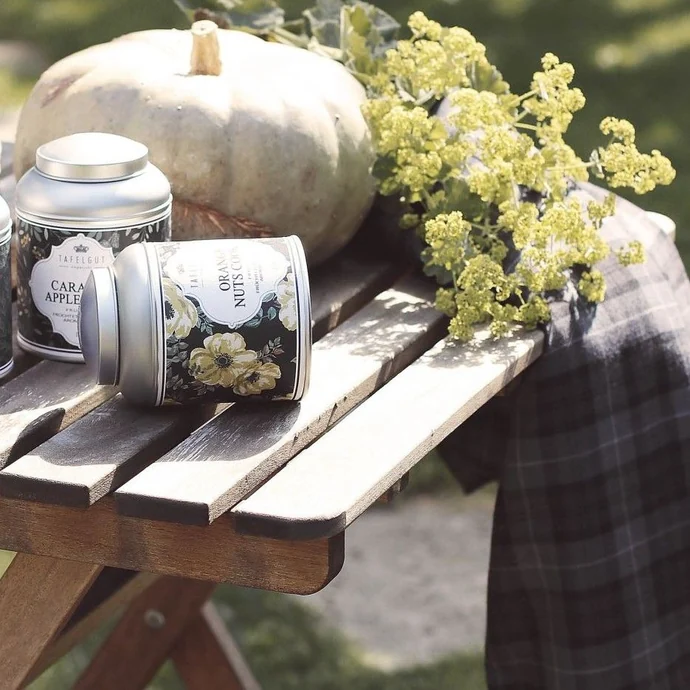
439, 183, 690, 689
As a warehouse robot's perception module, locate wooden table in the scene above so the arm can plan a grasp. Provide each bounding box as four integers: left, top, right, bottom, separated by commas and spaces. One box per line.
0, 141, 543, 689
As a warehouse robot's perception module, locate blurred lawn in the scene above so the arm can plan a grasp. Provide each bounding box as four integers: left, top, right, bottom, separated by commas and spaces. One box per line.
0, 0, 687, 261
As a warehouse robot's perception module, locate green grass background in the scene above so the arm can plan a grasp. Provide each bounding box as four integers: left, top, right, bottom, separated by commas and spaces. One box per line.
0, 0, 687, 260
0, 1, 688, 687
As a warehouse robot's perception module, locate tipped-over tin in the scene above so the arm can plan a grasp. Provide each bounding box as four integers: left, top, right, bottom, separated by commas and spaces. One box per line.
79, 237, 312, 406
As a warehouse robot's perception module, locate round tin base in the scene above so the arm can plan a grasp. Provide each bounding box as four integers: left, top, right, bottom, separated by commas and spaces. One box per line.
0, 359, 13, 379
17, 334, 85, 363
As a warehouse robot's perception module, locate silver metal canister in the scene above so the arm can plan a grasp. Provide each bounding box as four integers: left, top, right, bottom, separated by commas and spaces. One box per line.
79, 237, 311, 406
0, 195, 12, 378
15, 132, 171, 362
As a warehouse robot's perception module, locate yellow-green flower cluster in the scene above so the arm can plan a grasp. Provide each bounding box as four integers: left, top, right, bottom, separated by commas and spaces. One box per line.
360, 13, 676, 342
425, 212, 470, 271
523, 54, 586, 135
595, 118, 676, 194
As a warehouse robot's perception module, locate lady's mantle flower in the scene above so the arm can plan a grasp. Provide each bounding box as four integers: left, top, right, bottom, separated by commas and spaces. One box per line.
233, 361, 282, 397
163, 278, 198, 339
277, 273, 298, 331
596, 118, 676, 194
189, 332, 257, 388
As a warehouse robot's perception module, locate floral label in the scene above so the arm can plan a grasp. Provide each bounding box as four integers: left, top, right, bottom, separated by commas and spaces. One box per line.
17, 216, 171, 355
162, 240, 291, 329
29, 234, 114, 346
157, 240, 302, 404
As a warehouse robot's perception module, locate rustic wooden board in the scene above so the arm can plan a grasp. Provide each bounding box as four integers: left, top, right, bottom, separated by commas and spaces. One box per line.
0, 361, 115, 469
0, 255, 400, 506
74, 577, 216, 690
115, 277, 446, 525
0, 496, 343, 594
0, 396, 226, 506
310, 254, 404, 340
233, 328, 544, 540
172, 602, 261, 690
0, 553, 102, 690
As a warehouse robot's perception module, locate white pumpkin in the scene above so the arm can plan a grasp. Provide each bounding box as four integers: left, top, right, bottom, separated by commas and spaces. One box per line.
14, 21, 376, 263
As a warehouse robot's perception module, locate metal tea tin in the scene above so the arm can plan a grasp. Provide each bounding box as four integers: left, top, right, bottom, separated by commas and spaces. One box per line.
0, 195, 13, 378
15, 132, 172, 362
79, 237, 311, 406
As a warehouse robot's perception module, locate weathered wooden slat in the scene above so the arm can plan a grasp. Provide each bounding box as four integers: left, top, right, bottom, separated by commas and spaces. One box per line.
0, 553, 102, 690
233, 328, 544, 540
377, 473, 410, 504
0, 361, 114, 469
0, 255, 399, 507
0, 496, 343, 594
310, 253, 404, 340
172, 602, 262, 690
115, 278, 445, 525
27, 571, 158, 684
0, 396, 226, 506
74, 577, 216, 690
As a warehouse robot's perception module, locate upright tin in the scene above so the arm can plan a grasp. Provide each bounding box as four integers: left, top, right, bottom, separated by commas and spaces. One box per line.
79, 237, 311, 406
0, 195, 13, 378
15, 132, 171, 362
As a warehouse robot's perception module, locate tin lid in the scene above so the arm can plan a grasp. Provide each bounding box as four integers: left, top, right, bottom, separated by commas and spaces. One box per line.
288, 236, 312, 401
79, 268, 120, 386
36, 133, 149, 182
16, 160, 171, 229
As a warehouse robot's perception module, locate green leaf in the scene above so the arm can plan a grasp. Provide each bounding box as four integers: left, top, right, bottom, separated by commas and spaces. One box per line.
468, 60, 509, 96
371, 155, 397, 184
303, 0, 343, 49
301, 1, 399, 74
437, 178, 485, 219
174, 0, 284, 31
421, 247, 454, 286
341, 2, 399, 74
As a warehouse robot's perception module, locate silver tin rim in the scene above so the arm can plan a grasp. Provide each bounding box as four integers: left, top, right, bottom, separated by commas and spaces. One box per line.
0, 358, 13, 379
111, 243, 161, 406
88, 267, 120, 386
287, 236, 312, 401
144, 243, 166, 407
17, 333, 84, 363
15, 198, 172, 231
36, 133, 149, 183
0, 221, 11, 245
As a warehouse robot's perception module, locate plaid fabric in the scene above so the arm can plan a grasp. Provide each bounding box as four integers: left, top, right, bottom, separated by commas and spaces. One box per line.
439, 183, 690, 689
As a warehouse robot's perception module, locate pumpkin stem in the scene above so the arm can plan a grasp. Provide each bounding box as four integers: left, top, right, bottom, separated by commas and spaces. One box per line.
190, 20, 222, 77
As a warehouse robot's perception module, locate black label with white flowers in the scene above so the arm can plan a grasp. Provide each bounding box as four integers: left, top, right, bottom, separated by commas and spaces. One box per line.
157, 240, 302, 403
17, 217, 171, 355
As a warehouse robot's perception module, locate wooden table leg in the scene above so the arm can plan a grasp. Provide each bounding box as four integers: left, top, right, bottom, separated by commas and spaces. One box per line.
74, 576, 216, 690
0, 553, 102, 690
27, 571, 158, 684
172, 601, 262, 690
